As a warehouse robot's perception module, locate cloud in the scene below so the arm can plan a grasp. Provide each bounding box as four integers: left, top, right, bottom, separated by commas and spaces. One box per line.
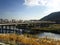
24, 0, 60, 17
24, 0, 47, 7
46, 0, 60, 13
24, 0, 60, 11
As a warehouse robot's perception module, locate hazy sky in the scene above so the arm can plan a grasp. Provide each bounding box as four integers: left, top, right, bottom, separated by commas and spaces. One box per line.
0, 0, 60, 20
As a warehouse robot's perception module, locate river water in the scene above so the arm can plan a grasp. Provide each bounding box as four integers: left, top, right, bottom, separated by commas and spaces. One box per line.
37, 32, 60, 40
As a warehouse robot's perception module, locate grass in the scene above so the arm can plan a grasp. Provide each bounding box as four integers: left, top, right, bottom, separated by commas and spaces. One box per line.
0, 34, 59, 45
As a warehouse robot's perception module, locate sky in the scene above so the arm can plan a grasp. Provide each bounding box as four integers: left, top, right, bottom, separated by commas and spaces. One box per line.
0, 0, 60, 20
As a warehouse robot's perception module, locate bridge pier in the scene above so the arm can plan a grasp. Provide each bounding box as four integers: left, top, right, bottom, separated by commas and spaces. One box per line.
0, 25, 17, 34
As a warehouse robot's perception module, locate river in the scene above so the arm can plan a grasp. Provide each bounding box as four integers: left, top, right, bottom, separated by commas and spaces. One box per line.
37, 32, 60, 40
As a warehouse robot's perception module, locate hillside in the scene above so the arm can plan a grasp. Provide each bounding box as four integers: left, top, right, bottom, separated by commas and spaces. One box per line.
40, 12, 60, 23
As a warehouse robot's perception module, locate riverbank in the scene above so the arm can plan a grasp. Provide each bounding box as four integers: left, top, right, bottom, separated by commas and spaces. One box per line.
32, 27, 60, 34
0, 34, 60, 45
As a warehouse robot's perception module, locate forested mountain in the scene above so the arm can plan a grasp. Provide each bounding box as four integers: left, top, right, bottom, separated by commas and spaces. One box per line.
40, 12, 60, 23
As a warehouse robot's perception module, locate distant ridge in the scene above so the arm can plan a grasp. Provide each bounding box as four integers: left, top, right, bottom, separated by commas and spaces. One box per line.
40, 12, 60, 23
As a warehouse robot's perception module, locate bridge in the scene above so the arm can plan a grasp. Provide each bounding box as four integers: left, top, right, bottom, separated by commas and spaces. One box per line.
0, 21, 56, 34
0, 23, 28, 34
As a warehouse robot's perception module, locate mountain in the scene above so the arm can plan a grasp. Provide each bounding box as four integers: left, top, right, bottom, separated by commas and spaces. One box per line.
40, 12, 60, 23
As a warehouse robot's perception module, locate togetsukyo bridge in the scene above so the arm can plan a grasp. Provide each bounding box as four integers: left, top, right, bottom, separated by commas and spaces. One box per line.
0, 21, 56, 34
